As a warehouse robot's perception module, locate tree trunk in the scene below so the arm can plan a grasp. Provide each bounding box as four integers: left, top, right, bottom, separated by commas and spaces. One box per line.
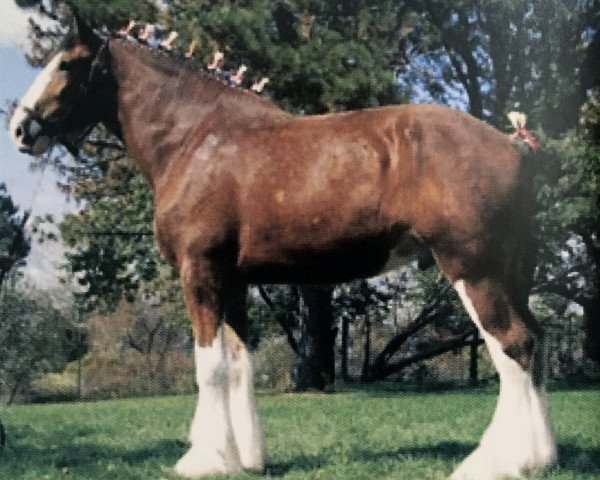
583, 298, 600, 364
341, 316, 350, 381
7, 381, 21, 406
361, 316, 371, 381
294, 285, 336, 391
367, 288, 452, 381
0, 418, 5, 447
469, 331, 479, 385
365, 329, 482, 382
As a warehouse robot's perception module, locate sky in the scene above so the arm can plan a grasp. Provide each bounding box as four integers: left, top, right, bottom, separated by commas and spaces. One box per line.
0, 1, 72, 289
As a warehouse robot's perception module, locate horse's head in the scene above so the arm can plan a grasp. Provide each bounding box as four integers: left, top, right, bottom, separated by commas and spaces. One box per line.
10, 13, 108, 155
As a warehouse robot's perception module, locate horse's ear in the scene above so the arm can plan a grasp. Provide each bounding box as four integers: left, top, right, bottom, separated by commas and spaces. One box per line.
67, 3, 101, 51
89, 40, 110, 84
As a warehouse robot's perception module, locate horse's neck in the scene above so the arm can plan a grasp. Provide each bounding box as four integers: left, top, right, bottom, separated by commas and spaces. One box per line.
107, 41, 284, 188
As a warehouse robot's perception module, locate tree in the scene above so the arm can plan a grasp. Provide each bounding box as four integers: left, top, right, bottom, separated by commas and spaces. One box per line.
58, 151, 163, 311
534, 131, 600, 362
250, 284, 301, 352
362, 270, 481, 383
294, 285, 336, 390
398, 0, 594, 130
85, 298, 189, 394
0, 183, 30, 289
333, 278, 393, 381
250, 285, 337, 390
169, 0, 407, 113
0, 282, 74, 404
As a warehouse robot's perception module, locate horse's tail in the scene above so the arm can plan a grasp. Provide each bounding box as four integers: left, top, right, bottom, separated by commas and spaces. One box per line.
506, 143, 540, 301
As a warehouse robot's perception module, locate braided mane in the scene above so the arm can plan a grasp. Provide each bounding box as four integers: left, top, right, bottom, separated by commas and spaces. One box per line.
111, 38, 281, 112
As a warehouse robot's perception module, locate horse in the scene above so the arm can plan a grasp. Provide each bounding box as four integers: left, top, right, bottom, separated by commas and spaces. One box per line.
9, 13, 557, 480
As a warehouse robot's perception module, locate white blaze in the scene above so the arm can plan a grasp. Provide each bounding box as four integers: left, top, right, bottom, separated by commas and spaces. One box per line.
10, 53, 64, 153
451, 280, 556, 480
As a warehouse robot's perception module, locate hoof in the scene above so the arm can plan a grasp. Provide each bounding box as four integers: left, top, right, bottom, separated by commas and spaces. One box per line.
174, 447, 242, 478
240, 454, 266, 472
237, 441, 267, 471
450, 443, 556, 480
450, 447, 520, 480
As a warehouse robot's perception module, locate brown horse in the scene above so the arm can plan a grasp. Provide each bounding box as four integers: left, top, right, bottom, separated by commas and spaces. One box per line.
10, 14, 556, 480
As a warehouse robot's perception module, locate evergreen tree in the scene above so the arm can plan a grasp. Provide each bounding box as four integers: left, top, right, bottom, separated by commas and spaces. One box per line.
0, 183, 30, 288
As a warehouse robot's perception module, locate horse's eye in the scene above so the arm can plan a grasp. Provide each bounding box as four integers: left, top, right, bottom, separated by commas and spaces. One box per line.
59, 58, 88, 73
59, 59, 81, 72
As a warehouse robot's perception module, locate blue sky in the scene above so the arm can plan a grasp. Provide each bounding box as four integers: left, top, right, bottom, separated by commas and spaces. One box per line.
0, 1, 71, 288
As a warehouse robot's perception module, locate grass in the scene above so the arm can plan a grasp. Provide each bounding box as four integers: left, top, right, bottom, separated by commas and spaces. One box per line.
0, 386, 598, 479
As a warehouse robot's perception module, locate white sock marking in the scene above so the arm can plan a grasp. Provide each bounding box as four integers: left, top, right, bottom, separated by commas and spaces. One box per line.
228, 345, 266, 469
451, 280, 556, 480
175, 327, 242, 477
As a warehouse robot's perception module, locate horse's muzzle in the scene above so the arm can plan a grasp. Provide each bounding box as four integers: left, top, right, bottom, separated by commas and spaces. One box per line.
11, 115, 53, 155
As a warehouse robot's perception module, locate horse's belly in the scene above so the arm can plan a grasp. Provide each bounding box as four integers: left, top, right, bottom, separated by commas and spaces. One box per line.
238, 230, 416, 284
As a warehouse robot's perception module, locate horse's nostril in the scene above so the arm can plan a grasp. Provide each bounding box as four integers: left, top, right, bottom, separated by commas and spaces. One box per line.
15, 126, 23, 138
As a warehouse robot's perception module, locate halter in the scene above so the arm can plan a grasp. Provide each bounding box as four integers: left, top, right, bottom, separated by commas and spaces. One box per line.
88, 38, 111, 87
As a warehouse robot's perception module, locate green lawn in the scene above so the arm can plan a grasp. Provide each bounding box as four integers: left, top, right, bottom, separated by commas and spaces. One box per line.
0, 387, 598, 479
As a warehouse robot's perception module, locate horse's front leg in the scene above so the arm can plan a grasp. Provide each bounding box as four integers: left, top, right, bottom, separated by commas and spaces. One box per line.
174, 257, 242, 477
223, 283, 266, 470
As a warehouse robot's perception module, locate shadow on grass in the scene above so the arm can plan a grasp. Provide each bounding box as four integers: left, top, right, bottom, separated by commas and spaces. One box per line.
1, 439, 186, 466
265, 442, 474, 476
352, 441, 475, 463
556, 443, 600, 474
265, 453, 331, 476
337, 380, 600, 397
547, 380, 600, 392
3, 423, 599, 477
338, 381, 498, 398
267, 442, 600, 476
0, 424, 186, 473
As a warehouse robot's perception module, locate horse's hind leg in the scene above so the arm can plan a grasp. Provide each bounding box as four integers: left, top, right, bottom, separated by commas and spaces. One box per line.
451, 277, 556, 480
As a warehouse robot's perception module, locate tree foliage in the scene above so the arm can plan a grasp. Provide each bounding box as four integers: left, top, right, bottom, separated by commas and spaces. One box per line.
534, 131, 600, 361
169, 0, 407, 112
398, 0, 596, 131
0, 183, 30, 288
58, 152, 162, 310
0, 281, 74, 404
